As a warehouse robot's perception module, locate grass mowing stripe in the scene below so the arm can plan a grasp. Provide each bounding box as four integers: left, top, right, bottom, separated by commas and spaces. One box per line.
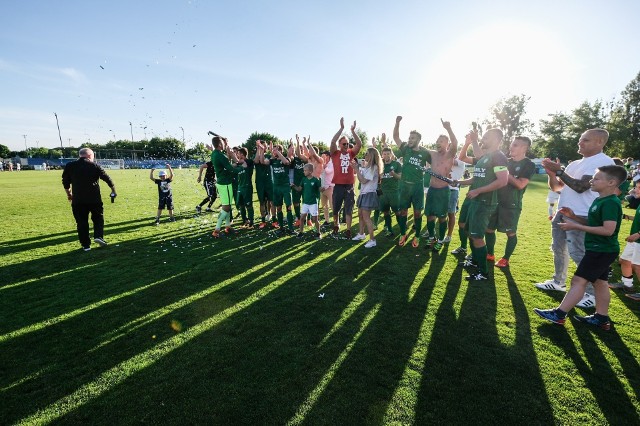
319, 286, 369, 347
91, 242, 324, 350
0, 272, 188, 344
383, 280, 451, 424
17, 250, 335, 426
0, 262, 104, 291
287, 303, 381, 426
1, 367, 50, 392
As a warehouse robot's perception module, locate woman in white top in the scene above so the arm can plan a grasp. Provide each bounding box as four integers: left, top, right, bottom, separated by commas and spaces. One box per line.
352, 147, 383, 248
320, 151, 334, 226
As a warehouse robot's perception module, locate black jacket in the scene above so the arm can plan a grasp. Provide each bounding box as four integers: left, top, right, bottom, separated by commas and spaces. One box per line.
62, 158, 115, 204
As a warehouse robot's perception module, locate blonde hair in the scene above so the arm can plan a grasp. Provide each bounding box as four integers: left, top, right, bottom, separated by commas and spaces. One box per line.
365, 147, 383, 176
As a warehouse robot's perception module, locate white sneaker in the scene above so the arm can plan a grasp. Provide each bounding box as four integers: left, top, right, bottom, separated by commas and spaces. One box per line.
364, 240, 377, 248
352, 233, 366, 241
265, 214, 272, 221
535, 279, 566, 292
576, 293, 596, 308
94, 237, 108, 247
443, 236, 452, 243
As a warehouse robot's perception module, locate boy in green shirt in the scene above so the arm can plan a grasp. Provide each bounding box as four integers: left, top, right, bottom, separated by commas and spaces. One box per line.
293, 163, 321, 238
534, 165, 628, 330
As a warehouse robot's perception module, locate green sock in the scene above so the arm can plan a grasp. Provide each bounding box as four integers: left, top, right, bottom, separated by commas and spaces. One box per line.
414, 216, 423, 235
216, 210, 227, 230
373, 210, 380, 225
476, 244, 488, 274
247, 205, 254, 224
225, 210, 231, 227
286, 210, 294, 230
399, 215, 408, 234
384, 214, 392, 231
294, 205, 301, 220
240, 206, 247, 223
504, 235, 518, 259
277, 211, 284, 226
438, 220, 447, 241
485, 232, 496, 255
459, 227, 468, 249
426, 220, 435, 238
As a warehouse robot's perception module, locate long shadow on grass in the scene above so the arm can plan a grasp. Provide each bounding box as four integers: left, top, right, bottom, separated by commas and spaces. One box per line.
6, 234, 445, 424
410, 266, 555, 423
0, 230, 337, 423
538, 324, 639, 424
0, 217, 157, 257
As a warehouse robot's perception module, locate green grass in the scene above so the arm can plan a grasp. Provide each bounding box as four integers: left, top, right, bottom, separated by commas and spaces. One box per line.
1, 169, 639, 425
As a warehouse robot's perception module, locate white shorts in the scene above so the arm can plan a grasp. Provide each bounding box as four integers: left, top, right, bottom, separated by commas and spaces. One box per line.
301, 203, 319, 216
546, 191, 560, 204
620, 241, 640, 265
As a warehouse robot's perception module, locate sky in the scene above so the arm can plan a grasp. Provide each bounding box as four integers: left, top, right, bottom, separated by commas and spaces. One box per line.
1, 0, 639, 152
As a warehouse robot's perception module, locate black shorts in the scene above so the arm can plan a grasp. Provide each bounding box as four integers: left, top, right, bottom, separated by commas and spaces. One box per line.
333, 184, 355, 216
158, 196, 174, 210
574, 250, 619, 282
204, 180, 216, 198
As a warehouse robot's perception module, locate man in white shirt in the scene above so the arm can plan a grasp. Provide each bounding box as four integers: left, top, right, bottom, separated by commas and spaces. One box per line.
535, 128, 614, 308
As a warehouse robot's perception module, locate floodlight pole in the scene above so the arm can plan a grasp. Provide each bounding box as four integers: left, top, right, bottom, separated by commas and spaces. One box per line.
23, 134, 27, 151
54, 112, 63, 150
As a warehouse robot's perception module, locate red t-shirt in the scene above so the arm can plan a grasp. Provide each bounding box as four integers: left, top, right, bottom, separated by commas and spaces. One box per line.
331, 149, 356, 185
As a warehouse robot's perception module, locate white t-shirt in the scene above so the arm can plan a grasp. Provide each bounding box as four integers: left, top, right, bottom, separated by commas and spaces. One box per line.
558, 152, 614, 216
449, 158, 469, 191
359, 167, 379, 194
321, 161, 335, 189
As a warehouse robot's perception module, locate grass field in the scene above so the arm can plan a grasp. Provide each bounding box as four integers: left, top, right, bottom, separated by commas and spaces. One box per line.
1, 169, 639, 425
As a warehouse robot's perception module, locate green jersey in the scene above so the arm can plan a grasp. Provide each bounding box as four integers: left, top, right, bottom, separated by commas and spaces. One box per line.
470, 150, 509, 205
381, 160, 401, 192
399, 143, 432, 184
235, 159, 254, 188
300, 176, 321, 204
585, 194, 622, 252
255, 154, 272, 185
211, 150, 235, 185
291, 157, 306, 186
270, 158, 290, 186
497, 157, 536, 209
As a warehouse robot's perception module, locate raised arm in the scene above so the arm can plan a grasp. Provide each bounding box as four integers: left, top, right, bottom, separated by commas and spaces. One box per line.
542, 158, 592, 193
351, 120, 362, 155
458, 133, 474, 164
253, 140, 262, 164
441, 119, 458, 159
275, 148, 291, 165
329, 117, 345, 154
149, 168, 155, 181
393, 116, 404, 148
166, 164, 174, 180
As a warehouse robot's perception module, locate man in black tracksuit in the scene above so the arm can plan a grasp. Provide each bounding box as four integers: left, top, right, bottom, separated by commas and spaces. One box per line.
62, 148, 117, 251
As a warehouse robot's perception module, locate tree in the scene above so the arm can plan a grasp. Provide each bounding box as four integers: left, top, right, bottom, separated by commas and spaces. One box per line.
534, 100, 607, 162
243, 132, 282, 158
186, 142, 210, 161
0, 144, 10, 158
483, 94, 534, 152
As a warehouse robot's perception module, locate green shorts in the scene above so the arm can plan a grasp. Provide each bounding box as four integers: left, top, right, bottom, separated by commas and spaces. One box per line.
488, 206, 522, 233
216, 183, 234, 206
273, 184, 292, 207
458, 197, 471, 224
398, 181, 424, 211
237, 186, 253, 207
424, 186, 450, 218
466, 201, 497, 238
378, 190, 399, 213
255, 181, 273, 203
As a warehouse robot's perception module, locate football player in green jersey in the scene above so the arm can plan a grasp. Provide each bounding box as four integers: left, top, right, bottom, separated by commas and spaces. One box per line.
485, 136, 536, 268
393, 115, 432, 248
261, 143, 294, 233
455, 128, 509, 281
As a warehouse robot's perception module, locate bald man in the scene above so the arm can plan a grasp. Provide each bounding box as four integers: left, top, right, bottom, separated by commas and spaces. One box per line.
62, 148, 117, 251
535, 128, 614, 308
